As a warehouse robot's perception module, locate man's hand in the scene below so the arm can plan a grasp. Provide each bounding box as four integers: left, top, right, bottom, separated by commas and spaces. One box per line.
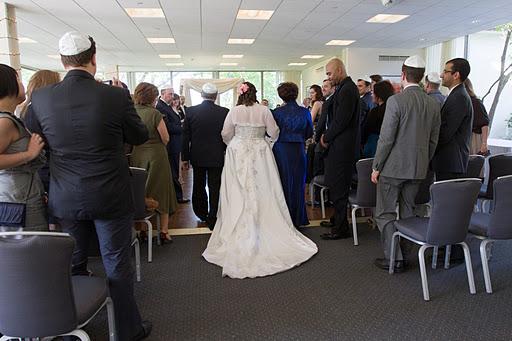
112, 76, 122, 88
480, 142, 489, 155
371, 170, 380, 184
320, 134, 329, 149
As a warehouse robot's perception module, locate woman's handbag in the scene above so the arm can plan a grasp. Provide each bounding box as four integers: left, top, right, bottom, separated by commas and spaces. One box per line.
0, 174, 34, 227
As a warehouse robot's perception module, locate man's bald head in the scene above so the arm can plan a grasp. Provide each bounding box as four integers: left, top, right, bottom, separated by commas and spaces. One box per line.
326, 58, 347, 86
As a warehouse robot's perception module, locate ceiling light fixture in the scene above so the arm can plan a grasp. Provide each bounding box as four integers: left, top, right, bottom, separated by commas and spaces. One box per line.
222, 54, 244, 58
18, 37, 37, 43
159, 54, 181, 58
288, 63, 307, 66
237, 10, 274, 20
125, 8, 165, 18
301, 55, 324, 59
228, 38, 255, 45
325, 40, 355, 46
220, 62, 238, 66
166, 62, 184, 66
366, 14, 409, 23
147, 37, 175, 44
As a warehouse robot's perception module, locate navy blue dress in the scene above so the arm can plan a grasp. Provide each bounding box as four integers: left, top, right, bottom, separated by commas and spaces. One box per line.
272, 102, 314, 227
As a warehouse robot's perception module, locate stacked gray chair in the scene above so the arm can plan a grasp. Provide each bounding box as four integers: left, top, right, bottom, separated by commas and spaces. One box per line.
478, 153, 512, 212
0, 232, 116, 340
469, 175, 512, 294
348, 158, 375, 246
130, 167, 162, 263
389, 178, 481, 301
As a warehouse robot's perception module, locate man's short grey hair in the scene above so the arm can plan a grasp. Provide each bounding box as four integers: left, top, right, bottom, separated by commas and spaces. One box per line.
160, 88, 173, 95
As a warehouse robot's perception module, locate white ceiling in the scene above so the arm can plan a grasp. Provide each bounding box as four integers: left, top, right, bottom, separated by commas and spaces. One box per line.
10, 0, 512, 71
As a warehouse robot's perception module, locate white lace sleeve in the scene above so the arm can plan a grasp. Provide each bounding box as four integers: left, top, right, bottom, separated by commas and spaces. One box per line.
221, 109, 235, 145
264, 108, 280, 143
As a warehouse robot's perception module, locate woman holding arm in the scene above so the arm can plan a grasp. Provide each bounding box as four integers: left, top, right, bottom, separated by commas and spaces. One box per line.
202, 82, 318, 279
308, 84, 324, 124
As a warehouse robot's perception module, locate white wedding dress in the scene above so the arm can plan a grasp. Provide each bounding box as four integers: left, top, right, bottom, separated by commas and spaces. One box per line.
202, 103, 318, 279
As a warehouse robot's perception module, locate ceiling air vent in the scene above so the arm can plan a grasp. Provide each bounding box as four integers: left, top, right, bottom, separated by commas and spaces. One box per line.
379, 55, 409, 62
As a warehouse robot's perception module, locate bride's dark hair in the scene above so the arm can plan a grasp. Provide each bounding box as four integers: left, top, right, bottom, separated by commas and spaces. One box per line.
237, 82, 257, 106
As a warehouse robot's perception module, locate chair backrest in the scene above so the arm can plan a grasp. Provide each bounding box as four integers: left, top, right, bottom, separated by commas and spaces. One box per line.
355, 158, 376, 207
484, 153, 512, 198
0, 232, 78, 338
488, 175, 512, 239
465, 154, 485, 178
415, 170, 435, 205
130, 167, 148, 220
427, 178, 481, 245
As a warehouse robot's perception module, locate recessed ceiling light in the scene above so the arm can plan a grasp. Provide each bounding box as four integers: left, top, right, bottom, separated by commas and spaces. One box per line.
325, 40, 355, 46
222, 54, 244, 59
159, 54, 181, 59
301, 55, 324, 59
419, 38, 426, 41
125, 8, 165, 18
220, 62, 238, 66
237, 10, 274, 20
228, 38, 255, 45
147, 37, 175, 44
366, 14, 409, 23
47, 54, 60, 59
288, 63, 307, 66
166, 62, 184, 66
19, 37, 37, 43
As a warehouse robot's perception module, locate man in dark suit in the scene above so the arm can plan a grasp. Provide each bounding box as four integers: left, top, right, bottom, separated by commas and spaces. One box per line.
156, 87, 189, 203
432, 58, 473, 181
182, 83, 229, 230
320, 58, 360, 240
30, 32, 152, 340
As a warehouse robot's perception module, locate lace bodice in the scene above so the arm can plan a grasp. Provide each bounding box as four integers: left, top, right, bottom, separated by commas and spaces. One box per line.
234, 125, 266, 139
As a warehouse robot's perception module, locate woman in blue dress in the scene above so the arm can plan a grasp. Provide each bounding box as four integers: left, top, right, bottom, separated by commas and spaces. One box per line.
272, 82, 313, 227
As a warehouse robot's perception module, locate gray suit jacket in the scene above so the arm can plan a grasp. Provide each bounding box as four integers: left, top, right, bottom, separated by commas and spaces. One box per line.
372, 85, 441, 180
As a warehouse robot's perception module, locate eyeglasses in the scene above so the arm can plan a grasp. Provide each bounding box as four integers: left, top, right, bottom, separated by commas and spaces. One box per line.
442, 69, 455, 74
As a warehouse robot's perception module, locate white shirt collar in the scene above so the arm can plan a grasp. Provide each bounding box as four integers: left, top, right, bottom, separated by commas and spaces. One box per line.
403, 83, 420, 90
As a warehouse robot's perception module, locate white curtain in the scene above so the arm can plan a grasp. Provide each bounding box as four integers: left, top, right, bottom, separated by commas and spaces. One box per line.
181, 78, 244, 107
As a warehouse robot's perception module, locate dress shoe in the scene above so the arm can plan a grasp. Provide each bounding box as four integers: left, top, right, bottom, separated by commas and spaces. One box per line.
320, 220, 335, 228
320, 230, 351, 240
133, 320, 152, 341
177, 198, 190, 204
373, 258, 408, 273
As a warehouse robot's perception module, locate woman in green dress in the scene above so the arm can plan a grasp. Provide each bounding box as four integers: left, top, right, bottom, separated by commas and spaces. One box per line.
130, 82, 178, 242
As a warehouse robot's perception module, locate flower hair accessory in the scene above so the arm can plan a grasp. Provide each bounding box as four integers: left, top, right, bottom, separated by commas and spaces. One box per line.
238, 83, 249, 95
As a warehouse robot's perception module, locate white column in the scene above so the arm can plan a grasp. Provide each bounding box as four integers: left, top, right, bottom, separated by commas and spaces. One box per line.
0, 3, 20, 70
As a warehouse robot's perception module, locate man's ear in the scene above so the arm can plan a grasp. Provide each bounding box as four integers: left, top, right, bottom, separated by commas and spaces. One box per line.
91, 54, 97, 67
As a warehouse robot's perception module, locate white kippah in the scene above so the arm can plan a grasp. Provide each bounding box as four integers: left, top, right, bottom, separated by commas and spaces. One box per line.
59, 31, 92, 56
404, 55, 426, 68
202, 83, 218, 94
426, 72, 441, 84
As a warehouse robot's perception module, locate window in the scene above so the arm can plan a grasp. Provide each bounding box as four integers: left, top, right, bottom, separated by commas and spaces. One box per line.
263, 71, 281, 109
134, 72, 171, 90
21, 68, 36, 87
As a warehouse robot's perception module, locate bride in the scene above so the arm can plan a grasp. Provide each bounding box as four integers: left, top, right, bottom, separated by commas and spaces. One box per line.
202, 82, 318, 279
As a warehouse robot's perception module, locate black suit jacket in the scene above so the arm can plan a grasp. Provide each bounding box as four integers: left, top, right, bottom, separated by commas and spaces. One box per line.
156, 99, 183, 155
432, 84, 473, 174
30, 70, 148, 220
182, 100, 229, 168
323, 76, 360, 163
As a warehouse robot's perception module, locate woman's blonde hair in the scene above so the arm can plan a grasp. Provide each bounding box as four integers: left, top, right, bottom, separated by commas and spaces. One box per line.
19, 70, 61, 117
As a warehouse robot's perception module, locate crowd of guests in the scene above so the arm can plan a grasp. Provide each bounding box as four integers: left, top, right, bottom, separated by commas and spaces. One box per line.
0, 27, 496, 337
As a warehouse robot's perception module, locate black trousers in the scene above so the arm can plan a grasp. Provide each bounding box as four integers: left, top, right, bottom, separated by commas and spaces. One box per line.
192, 166, 223, 228
57, 214, 143, 340
325, 160, 353, 233
169, 152, 183, 200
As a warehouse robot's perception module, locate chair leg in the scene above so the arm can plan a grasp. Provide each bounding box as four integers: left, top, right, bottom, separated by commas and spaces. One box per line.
145, 219, 153, 263
63, 329, 91, 341
432, 246, 438, 269
309, 183, 314, 207
480, 239, 493, 294
444, 245, 451, 269
389, 232, 399, 274
418, 245, 430, 301
351, 206, 359, 246
459, 241, 476, 295
106, 297, 117, 341
134, 238, 141, 282
320, 188, 326, 219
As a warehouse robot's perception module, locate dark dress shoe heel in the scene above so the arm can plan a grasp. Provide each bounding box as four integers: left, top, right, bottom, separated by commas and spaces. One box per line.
373, 258, 407, 273
320, 221, 335, 228
320, 230, 351, 240
133, 320, 153, 341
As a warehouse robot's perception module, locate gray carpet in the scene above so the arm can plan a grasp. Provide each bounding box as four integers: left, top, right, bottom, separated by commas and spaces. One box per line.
85, 225, 512, 340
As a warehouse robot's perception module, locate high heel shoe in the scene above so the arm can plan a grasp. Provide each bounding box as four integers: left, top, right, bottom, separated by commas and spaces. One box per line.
159, 232, 173, 244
